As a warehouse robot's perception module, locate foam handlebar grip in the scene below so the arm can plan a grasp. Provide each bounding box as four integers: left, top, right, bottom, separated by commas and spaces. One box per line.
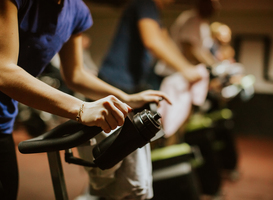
18, 120, 102, 154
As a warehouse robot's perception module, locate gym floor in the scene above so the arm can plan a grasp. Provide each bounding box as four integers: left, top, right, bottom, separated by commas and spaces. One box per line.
13, 127, 273, 200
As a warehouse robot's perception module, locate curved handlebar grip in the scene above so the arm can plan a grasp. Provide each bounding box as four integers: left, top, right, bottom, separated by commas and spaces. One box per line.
18, 120, 102, 154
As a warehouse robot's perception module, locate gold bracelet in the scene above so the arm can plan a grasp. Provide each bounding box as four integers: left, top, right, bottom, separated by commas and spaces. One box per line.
76, 102, 85, 123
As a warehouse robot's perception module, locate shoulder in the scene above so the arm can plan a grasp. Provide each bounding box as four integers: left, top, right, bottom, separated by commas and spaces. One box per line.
176, 10, 196, 23
66, 0, 93, 34
172, 10, 198, 29
134, 0, 159, 20
135, 0, 157, 9
69, 0, 89, 10
66, 0, 90, 16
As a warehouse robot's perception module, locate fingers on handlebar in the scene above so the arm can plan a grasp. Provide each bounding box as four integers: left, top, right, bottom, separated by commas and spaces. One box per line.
108, 95, 132, 114
104, 110, 119, 132
157, 91, 172, 105
82, 95, 131, 133
143, 90, 172, 105
102, 95, 132, 132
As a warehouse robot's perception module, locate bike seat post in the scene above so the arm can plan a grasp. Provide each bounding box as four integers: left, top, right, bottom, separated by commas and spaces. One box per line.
47, 151, 68, 200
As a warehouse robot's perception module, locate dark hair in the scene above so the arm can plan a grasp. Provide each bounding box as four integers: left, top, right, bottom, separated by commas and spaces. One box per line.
196, 0, 216, 18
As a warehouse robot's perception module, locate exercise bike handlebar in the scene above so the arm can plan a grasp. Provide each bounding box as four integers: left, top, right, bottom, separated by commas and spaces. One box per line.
18, 102, 160, 155
18, 120, 102, 154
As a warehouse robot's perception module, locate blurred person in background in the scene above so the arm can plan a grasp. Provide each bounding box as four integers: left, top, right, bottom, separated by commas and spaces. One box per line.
169, 1, 245, 195
169, 0, 221, 67
98, 0, 202, 93
151, 0, 219, 144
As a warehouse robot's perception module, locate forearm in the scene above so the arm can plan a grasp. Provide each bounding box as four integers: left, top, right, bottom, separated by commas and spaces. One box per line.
146, 31, 194, 74
0, 63, 82, 120
139, 19, 193, 74
61, 67, 129, 102
192, 47, 217, 67
143, 28, 202, 83
59, 34, 130, 103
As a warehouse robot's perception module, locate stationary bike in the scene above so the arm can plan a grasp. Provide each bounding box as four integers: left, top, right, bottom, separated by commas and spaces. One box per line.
19, 104, 163, 200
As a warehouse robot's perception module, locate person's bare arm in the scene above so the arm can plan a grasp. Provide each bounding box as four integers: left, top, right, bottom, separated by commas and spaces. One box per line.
138, 18, 201, 83
190, 44, 217, 67
0, 0, 80, 119
59, 34, 128, 101
0, 0, 130, 133
58, 33, 171, 108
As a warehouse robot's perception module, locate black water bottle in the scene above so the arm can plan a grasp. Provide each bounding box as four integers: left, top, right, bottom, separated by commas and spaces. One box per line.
92, 109, 162, 170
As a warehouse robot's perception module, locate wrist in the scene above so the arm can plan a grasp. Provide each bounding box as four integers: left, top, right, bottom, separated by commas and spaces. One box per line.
115, 91, 130, 104
76, 101, 85, 123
